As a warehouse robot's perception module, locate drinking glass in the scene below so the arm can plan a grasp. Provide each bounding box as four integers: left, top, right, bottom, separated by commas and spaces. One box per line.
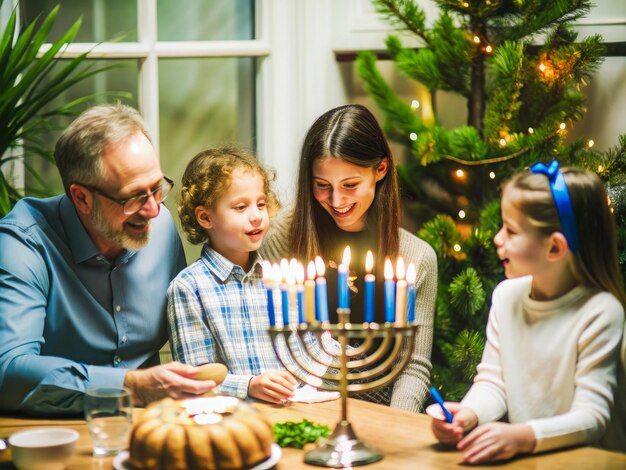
84, 387, 132, 457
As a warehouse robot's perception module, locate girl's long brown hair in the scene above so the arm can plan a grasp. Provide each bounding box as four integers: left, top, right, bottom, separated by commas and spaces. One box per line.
289, 104, 400, 264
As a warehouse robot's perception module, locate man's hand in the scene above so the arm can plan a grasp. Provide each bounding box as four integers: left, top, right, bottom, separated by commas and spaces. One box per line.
430, 402, 478, 445
457, 422, 536, 464
248, 371, 298, 404
124, 362, 217, 406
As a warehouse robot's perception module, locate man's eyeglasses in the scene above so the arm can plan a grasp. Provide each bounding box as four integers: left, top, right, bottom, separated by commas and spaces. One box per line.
76, 176, 174, 215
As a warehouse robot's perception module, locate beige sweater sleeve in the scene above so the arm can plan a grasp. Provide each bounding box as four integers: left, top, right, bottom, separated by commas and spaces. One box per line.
389, 229, 437, 412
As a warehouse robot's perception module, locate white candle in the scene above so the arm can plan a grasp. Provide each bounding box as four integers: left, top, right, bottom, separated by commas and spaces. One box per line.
395, 257, 407, 327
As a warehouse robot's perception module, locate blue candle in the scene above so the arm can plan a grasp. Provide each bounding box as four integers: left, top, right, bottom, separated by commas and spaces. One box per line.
262, 261, 276, 326
280, 284, 289, 326
364, 251, 375, 323
314, 256, 329, 322
338, 246, 351, 309
406, 262, 416, 323
297, 286, 305, 324
383, 258, 396, 323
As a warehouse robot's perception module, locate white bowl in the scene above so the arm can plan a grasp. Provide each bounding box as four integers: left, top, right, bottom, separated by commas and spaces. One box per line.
9, 428, 79, 470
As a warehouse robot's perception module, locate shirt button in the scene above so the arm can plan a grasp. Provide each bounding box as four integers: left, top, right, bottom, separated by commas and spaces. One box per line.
115, 305, 121, 312
114, 356, 121, 364
121, 336, 127, 343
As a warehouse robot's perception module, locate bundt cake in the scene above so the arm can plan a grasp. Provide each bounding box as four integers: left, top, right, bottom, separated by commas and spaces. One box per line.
128, 396, 274, 470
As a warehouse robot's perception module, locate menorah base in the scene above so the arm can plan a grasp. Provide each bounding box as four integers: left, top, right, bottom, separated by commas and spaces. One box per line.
304, 420, 383, 468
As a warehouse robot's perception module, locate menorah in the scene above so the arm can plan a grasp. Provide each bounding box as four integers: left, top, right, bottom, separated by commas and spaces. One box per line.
268, 308, 419, 468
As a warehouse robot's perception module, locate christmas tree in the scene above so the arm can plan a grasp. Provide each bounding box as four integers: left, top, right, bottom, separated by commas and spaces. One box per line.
356, 0, 626, 399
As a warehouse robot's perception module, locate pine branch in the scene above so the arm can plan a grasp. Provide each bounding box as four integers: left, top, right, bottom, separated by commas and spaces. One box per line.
372, 0, 430, 45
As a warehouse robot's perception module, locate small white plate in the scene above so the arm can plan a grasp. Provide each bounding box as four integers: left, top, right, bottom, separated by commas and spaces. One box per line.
113, 443, 282, 470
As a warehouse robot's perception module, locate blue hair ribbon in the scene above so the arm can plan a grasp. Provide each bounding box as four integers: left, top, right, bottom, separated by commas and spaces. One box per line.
530, 160, 578, 254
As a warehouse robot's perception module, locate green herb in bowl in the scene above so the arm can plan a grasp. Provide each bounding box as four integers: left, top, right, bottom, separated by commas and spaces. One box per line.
273, 419, 331, 449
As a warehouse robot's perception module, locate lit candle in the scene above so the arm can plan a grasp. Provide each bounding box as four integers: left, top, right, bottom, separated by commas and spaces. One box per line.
295, 262, 305, 324
263, 261, 276, 327
384, 258, 396, 324
406, 263, 416, 323
338, 246, 351, 309
280, 259, 290, 326
305, 261, 316, 323
395, 257, 407, 327
314, 256, 329, 322
364, 251, 375, 323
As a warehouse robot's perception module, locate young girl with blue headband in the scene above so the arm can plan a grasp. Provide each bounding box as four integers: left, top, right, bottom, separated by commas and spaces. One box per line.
429, 160, 626, 462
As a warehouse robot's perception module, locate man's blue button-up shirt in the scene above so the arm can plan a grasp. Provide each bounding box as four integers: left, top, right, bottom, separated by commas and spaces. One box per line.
0, 195, 186, 414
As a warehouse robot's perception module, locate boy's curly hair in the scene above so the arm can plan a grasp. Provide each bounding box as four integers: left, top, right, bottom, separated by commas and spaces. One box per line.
178, 145, 280, 245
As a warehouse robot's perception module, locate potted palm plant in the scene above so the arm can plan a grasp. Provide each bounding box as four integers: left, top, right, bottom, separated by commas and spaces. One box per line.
0, 1, 126, 216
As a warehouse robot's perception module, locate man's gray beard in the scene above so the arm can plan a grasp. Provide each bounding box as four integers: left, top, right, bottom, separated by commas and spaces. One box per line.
91, 200, 150, 251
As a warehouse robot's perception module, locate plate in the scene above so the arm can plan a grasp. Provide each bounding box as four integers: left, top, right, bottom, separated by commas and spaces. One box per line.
113, 444, 282, 470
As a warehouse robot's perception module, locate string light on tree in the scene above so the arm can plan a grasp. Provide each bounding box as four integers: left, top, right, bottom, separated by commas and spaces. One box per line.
559, 122, 566, 130
410, 132, 417, 141
411, 99, 420, 110
455, 169, 465, 179
484, 44, 493, 54
499, 138, 507, 147
473, 35, 480, 44
489, 171, 496, 179
588, 139, 594, 148
528, 127, 534, 134
453, 244, 462, 252
458, 210, 466, 219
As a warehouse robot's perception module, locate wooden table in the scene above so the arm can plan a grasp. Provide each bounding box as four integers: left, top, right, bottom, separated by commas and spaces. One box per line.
1, 398, 625, 469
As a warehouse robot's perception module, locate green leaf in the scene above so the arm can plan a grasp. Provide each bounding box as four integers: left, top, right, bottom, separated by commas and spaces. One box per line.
272, 419, 331, 449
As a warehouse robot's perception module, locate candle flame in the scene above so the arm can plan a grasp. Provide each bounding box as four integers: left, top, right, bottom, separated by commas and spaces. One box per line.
384, 257, 394, 280
315, 256, 326, 277
365, 251, 374, 274
280, 259, 289, 282
396, 257, 406, 280
342, 246, 351, 267
307, 261, 316, 280
289, 258, 298, 274
406, 263, 416, 284
262, 260, 272, 279
271, 263, 281, 283
295, 262, 305, 284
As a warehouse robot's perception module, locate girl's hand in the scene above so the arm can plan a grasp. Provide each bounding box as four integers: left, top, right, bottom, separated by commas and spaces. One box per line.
429, 402, 478, 444
248, 371, 298, 404
457, 422, 536, 464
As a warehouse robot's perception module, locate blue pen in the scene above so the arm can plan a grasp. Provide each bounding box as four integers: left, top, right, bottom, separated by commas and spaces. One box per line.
429, 386, 453, 423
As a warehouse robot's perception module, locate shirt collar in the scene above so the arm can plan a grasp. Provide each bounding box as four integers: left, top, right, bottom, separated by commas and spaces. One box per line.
59, 195, 136, 265
200, 245, 263, 281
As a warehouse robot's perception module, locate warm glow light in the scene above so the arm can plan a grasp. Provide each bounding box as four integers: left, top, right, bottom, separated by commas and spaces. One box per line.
307, 261, 316, 280
462, 2, 469, 7
456, 169, 464, 178
458, 210, 466, 219
485, 45, 493, 53
410, 132, 418, 141
588, 139, 595, 148
295, 262, 305, 284
473, 35, 480, 44
384, 258, 394, 280
539, 63, 547, 72
406, 263, 416, 284
453, 244, 462, 252
489, 171, 496, 179
280, 258, 289, 282
365, 251, 374, 274
396, 257, 406, 280
262, 260, 272, 280
499, 138, 507, 146
559, 122, 566, 130
598, 165, 604, 172
528, 127, 534, 134
314, 256, 325, 276
342, 246, 351, 268
272, 263, 281, 283
411, 99, 420, 109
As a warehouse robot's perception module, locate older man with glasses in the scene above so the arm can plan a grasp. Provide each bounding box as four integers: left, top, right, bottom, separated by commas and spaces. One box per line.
0, 104, 216, 415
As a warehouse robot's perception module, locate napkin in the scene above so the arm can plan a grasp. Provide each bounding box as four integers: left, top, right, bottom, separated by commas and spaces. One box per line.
289, 384, 340, 403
